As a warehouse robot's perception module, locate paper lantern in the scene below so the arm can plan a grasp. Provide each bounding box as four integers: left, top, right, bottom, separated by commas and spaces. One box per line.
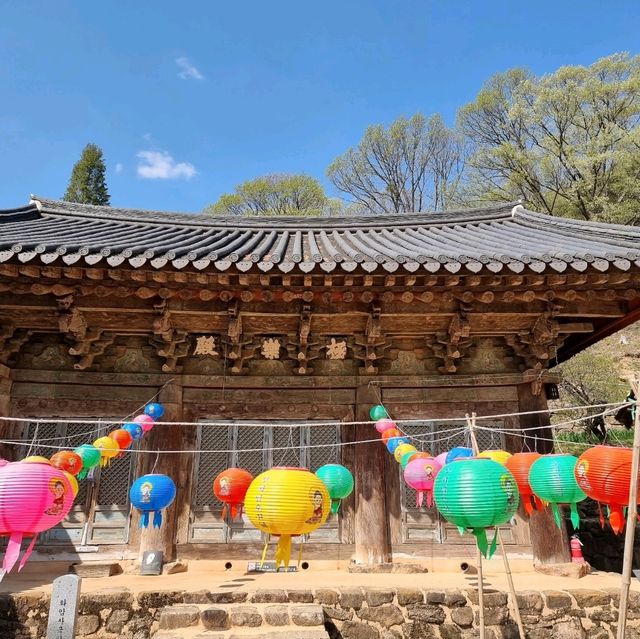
434, 458, 519, 557
370, 405, 388, 421
0, 461, 74, 573
49, 451, 83, 476
529, 454, 586, 528
381, 428, 402, 444
134, 414, 155, 432
478, 450, 512, 465
213, 468, 254, 520
244, 467, 330, 569
575, 446, 639, 534
73, 444, 102, 480
144, 403, 165, 419
435, 451, 449, 467
404, 456, 442, 508
93, 437, 120, 467
130, 474, 176, 528
400, 450, 418, 468
0, 459, 8, 469
446, 447, 474, 464
387, 436, 410, 455
315, 464, 354, 513
63, 472, 79, 497
375, 418, 396, 434
504, 452, 542, 516
22, 456, 51, 465
108, 429, 133, 457
394, 443, 417, 463
123, 422, 144, 441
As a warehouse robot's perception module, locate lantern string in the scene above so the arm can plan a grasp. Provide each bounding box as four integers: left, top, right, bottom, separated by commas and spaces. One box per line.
25, 423, 38, 458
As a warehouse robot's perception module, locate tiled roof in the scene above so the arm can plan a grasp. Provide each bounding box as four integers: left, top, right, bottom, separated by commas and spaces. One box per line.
0, 196, 638, 275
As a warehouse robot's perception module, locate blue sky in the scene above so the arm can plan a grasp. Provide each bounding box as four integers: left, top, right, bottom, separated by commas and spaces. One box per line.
1, 1, 639, 213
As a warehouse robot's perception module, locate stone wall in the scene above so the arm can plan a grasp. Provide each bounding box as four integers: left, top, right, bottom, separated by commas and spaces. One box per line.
1, 586, 638, 639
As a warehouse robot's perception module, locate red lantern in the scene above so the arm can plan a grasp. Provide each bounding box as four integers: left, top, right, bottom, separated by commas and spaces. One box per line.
213, 468, 254, 520
505, 452, 542, 516
50, 451, 83, 476
381, 428, 402, 445
108, 429, 133, 458
575, 446, 639, 534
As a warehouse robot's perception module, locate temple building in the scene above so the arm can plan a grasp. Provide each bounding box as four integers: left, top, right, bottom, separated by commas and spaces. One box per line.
0, 196, 639, 565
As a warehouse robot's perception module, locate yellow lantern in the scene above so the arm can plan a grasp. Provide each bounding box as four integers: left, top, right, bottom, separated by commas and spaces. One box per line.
22, 456, 51, 465
478, 450, 512, 465
244, 467, 330, 570
92, 437, 120, 467
394, 443, 417, 463
63, 471, 79, 497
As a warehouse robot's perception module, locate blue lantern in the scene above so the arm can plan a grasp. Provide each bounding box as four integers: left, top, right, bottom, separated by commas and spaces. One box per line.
446, 447, 474, 464
123, 422, 144, 441
130, 474, 176, 528
144, 403, 165, 419
387, 436, 410, 455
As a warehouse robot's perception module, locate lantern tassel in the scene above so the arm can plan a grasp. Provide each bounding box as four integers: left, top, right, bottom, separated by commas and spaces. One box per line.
551, 503, 562, 529
597, 502, 606, 529
569, 503, 580, 529
2, 532, 23, 574
534, 496, 544, 512
275, 535, 292, 570
472, 528, 489, 558
18, 535, 38, 572
609, 504, 625, 535
139, 512, 150, 528
330, 499, 340, 514
524, 497, 534, 516
221, 504, 228, 521
426, 490, 434, 508
77, 469, 88, 480
230, 504, 238, 520
416, 491, 424, 508
153, 510, 163, 528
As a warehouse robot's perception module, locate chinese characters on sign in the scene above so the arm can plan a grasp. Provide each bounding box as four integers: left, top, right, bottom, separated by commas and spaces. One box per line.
193, 335, 219, 357
326, 338, 347, 360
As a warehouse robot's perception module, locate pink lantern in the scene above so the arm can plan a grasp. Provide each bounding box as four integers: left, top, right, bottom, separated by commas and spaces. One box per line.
375, 418, 397, 434
404, 457, 442, 507
0, 461, 75, 574
134, 414, 155, 432
0, 459, 8, 469
435, 451, 449, 467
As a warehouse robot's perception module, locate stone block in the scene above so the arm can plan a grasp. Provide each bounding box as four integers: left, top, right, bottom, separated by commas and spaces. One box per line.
287, 589, 314, 603
229, 606, 263, 627
291, 604, 325, 626
162, 561, 188, 575
71, 562, 122, 578
323, 605, 353, 621
476, 605, 508, 626
516, 590, 543, 611
407, 604, 446, 624
552, 619, 586, 638
572, 590, 611, 608
137, 590, 184, 609
585, 628, 609, 639
105, 608, 130, 634
466, 590, 507, 607
184, 590, 247, 604
535, 562, 591, 579
264, 605, 290, 626
365, 589, 395, 607
396, 588, 423, 605
79, 588, 134, 615
544, 590, 574, 610
405, 620, 440, 638
381, 629, 403, 639
201, 607, 230, 631
439, 625, 463, 639
315, 588, 339, 605
425, 591, 446, 604
250, 589, 288, 603
341, 620, 381, 639
451, 606, 474, 628
158, 605, 200, 630
76, 614, 100, 636
587, 607, 617, 623
340, 588, 365, 610
444, 590, 468, 607
357, 604, 404, 628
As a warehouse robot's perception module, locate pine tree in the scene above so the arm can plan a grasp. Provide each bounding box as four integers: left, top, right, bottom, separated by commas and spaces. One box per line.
63, 143, 110, 205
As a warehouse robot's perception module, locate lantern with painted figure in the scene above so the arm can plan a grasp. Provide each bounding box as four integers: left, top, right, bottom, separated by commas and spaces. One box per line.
434, 458, 519, 557
387, 435, 410, 455
0, 461, 75, 574
123, 422, 144, 441
108, 429, 133, 458
404, 456, 442, 508
401, 450, 430, 469
93, 436, 120, 467
22, 456, 51, 465
394, 443, 417, 463
144, 403, 165, 419
381, 428, 402, 444
133, 414, 155, 432
213, 468, 254, 520
73, 444, 102, 479
504, 452, 542, 516
130, 474, 177, 528
375, 418, 396, 434
529, 454, 586, 528
315, 464, 354, 514
244, 467, 330, 570
50, 451, 83, 476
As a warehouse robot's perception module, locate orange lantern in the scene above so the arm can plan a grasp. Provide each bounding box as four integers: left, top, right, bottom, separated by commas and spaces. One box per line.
213, 468, 254, 520
50, 451, 83, 476
575, 446, 639, 534
505, 452, 542, 516
108, 429, 133, 458
381, 428, 402, 444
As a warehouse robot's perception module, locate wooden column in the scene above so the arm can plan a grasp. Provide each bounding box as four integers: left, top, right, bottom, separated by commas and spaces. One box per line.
340, 418, 356, 544
0, 363, 16, 461
134, 380, 188, 563
354, 384, 392, 564
517, 382, 570, 564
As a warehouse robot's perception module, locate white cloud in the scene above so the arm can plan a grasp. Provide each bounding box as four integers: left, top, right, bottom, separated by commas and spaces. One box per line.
176, 57, 204, 81
136, 150, 197, 180
115, 163, 124, 174
142, 132, 152, 141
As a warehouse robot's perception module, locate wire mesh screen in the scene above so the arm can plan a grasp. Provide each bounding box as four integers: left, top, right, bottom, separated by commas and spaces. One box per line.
235, 425, 267, 473
194, 424, 231, 507
400, 422, 435, 511
96, 454, 133, 505
19, 422, 60, 458
307, 424, 340, 470
272, 426, 302, 468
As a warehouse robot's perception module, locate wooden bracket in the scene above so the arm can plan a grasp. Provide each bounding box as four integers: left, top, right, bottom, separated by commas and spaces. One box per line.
354, 304, 391, 374
148, 301, 191, 372
429, 308, 473, 373
286, 303, 321, 375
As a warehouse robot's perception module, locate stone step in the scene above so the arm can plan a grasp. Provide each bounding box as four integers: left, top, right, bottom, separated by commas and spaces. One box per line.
156, 630, 328, 639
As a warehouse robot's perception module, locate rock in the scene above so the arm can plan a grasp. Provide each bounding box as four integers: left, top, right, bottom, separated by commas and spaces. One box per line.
357, 604, 404, 628
340, 588, 365, 610
535, 562, 591, 579
406, 621, 440, 639
264, 605, 290, 626
230, 606, 263, 627
162, 561, 188, 575
451, 606, 474, 628
201, 607, 230, 631
158, 605, 200, 630
348, 563, 427, 574
587, 608, 617, 623
341, 620, 381, 639
466, 590, 507, 607
476, 605, 508, 626
315, 588, 339, 605
571, 590, 611, 608
291, 604, 325, 626
381, 630, 403, 639
552, 619, 586, 639
79, 588, 134, 615
287, 589, 314, 603
323, 605, 353, 621
76, 614, 100, 635
585, 629, 609, 639
250, 589, 288, 603
137, 590, 184, 609
444, 590, 468, 607
71, 562, 122, 578
439, 625, 463, 639
516, 590, 543, 611
407, 604, 446, 624
544, 590, 574, 611
365, 589, 395, 606
105, 609, 130, 634
425, 591, 446, 604
184, 590, 247, 604
396, 588, 423, 605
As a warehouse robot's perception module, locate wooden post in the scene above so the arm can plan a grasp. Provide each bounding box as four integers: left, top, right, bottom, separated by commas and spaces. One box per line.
0, 363, 16, 461
617, 378, 640, 639
517, 383, 570, 564
340, 416, 356, 544
353, 384, 392, 564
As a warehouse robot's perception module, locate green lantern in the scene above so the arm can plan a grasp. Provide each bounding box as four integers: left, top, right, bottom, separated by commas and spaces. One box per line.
434, 458, 519, 557
73, 444, 101, 480
369, 405, 388, 421
315, 464, 354, 513
528, 454, 586, 529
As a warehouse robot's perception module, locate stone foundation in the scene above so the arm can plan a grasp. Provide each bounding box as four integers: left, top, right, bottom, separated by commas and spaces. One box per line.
1, 586, 639, 638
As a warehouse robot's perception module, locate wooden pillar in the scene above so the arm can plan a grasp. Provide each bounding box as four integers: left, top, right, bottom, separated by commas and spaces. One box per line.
340, 419, 356, 544
0, 363, 17, 461
134, 380, 189, 563
354, 384, 392, 564
517, 382, 570, 564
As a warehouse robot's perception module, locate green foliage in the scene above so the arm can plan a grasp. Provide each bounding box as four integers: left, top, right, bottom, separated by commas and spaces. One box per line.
554, 429, 633, 455
327, 113, 465, 214
458, 53, 640, 224
63, 143, 110, 206
204, 174, 327, 216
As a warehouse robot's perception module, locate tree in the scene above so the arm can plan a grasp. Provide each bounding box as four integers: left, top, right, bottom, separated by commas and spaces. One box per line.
63, 143, 110, 206
204, 174, 327, 216
326, 113, 465, 214
458, 53, 640, 224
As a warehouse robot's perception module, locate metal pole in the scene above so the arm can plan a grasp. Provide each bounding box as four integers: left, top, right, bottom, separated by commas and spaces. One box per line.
617, 379, 640, 639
